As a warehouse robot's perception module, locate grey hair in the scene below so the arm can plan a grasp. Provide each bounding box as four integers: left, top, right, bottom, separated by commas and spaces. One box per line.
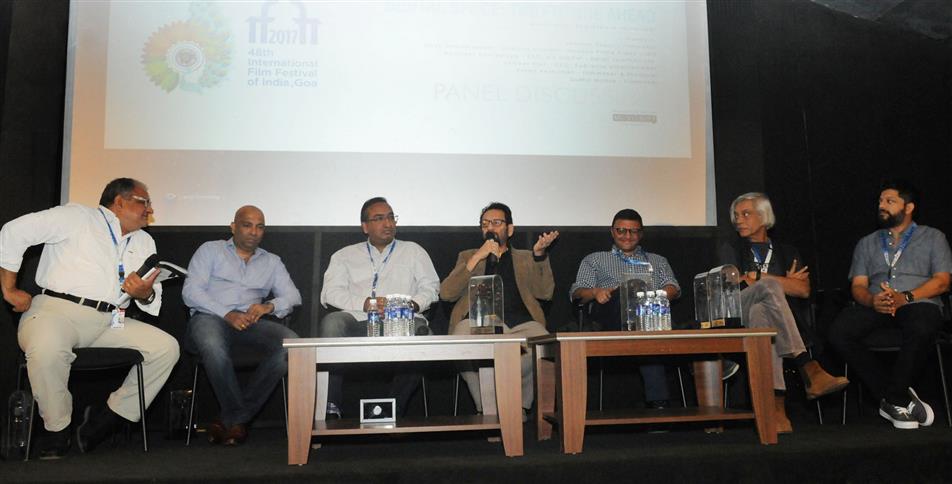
729, 192, 775, 229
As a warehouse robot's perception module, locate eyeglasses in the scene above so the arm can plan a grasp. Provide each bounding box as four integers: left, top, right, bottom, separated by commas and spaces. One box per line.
612, 227, 643, 236
480, 219, 507, 228
129, 195, 152, 208
367, 214, 398, 223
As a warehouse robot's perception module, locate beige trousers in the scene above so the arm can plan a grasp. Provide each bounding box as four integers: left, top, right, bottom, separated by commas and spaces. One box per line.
450, 319, 548, 412
17, 295, 180, 431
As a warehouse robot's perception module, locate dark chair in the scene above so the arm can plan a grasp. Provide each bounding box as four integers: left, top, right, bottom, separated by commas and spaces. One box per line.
184, 309, 289, 445
17, 347, 148, 460
840, 327, 952, 427
840, 292, 952, 426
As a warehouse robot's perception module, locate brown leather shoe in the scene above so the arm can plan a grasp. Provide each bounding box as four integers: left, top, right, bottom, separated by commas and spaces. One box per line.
222, 424, 248, 446
802, 360, 849, 400
206, 419, 227, 445
775, 394, 793, 434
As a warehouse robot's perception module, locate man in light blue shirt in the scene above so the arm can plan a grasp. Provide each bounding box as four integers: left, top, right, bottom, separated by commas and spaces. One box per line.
182, 205, 301, 445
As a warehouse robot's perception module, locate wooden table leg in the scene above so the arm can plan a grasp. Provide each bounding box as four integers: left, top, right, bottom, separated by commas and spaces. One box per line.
745, 336, 778, 445
287, 347, 316, 465
534, 343, 555, 441
494, 342, 523, 457
556, 340, 587, 454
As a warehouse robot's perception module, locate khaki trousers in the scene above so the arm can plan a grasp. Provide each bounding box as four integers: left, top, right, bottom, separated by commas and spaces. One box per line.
450, 319, 548, 412
741, 278, 807, 390
17, 295, 180, 431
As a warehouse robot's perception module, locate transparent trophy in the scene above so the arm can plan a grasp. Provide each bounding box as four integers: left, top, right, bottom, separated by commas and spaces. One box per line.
707, 264, 744, 328
468, 274, 504, 334
619, 270, 651, 331
693, 271, 711, 329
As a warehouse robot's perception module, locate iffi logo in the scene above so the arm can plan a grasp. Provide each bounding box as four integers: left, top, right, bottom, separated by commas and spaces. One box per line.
142, 3, 232, 93
247, 1, 319, 45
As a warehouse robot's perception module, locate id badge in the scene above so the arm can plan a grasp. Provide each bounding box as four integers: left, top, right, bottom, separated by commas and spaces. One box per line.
110, 308, 125, 329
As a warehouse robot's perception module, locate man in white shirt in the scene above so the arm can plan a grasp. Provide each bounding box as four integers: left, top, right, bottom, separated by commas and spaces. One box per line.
319, 197, 440, 416
0, 178, 180, 459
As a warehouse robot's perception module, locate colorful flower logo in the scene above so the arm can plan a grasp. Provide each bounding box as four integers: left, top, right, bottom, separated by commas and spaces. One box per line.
142, 4, 232, 93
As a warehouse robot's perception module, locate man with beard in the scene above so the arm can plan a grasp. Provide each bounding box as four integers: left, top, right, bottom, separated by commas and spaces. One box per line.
830, 180, 952, 429
442, 202, 558, 415
182, 205, 301, 445
319, 197, 440, 417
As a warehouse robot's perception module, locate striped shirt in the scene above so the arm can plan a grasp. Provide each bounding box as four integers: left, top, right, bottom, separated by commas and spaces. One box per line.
569, 246, 680, 300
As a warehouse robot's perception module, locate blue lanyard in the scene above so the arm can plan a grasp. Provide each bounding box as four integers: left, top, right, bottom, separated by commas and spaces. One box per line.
750, 242, 773, 273
366, 240, 396, 298
612, 247, 653, 271
99, 208, 131, 283
880, 223, 917, 280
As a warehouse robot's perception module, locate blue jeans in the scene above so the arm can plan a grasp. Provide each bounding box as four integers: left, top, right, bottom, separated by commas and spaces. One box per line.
186, 312, 298, 427
319, 311, 430, 415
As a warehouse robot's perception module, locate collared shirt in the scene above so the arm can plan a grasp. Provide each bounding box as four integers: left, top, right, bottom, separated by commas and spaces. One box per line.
0, 203, 162, 314
849, 224, 952, 306
321, 239, 440, 319
569, 245, 680, 300
182, 238, 302, 319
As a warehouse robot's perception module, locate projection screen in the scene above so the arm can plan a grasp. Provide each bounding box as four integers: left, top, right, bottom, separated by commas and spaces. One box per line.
63, 0, 715, 226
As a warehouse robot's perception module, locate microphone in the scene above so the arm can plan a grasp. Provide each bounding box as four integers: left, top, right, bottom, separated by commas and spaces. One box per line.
117, 254, 160, 306
484, 232, 499, 275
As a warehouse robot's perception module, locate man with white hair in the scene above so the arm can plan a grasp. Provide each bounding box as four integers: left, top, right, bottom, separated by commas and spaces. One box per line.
717, 192, 848, 434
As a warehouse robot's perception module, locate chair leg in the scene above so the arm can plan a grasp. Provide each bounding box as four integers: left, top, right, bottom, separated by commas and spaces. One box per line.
186, 364, 200, 446
598, 366, 604, 412
421, 376, 429, 418
453, 374, 460, 417
281, 377, 289, 436
25, 397, 35, 461
935, 344, 952, 428
841, 363, 848, 425
136, 362, 148, 452
676, 367, 687, 407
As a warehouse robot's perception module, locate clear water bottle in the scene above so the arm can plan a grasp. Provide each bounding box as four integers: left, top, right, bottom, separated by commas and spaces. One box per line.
648, 290, 662, 331
404, 296, 417, 336
398, 295, 412, 337
632, 291, 646, 331
659, 290, 672, 330
367, 298, 381, 337
383, 297, 395, 337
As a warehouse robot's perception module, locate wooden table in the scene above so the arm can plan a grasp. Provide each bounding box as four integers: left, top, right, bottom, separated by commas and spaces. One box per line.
529, 329, 778, 454
284, 335, 525, 465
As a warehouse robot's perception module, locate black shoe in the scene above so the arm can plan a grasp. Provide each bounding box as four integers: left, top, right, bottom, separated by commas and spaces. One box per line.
76, 404, 123, 453
37, 427, 71, 460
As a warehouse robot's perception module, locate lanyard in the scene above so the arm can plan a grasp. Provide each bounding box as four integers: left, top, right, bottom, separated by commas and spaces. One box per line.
98, 208, 131, 284
366, 240, 396, 298
880, 223, 917, 280
613, 247, 653, 271
750, 242, 773, 273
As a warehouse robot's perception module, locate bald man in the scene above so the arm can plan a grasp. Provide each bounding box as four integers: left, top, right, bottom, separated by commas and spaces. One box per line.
182, 206, 301, 445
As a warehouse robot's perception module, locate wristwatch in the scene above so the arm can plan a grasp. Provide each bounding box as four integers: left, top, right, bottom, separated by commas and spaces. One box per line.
902, 291, 914, 303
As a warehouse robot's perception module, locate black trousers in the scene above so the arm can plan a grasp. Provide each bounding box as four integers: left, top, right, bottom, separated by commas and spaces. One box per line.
828, 303, 942, 405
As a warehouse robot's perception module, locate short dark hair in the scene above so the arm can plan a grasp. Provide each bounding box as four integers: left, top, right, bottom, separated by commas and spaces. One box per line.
360, 197, 389, 222
612, 209, 642, 226
98, 178, 142, 207
480, 202, 513, 225
880, 179, 918, 206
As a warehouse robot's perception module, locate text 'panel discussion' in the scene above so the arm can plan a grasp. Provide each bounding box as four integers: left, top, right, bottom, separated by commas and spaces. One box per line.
1, 0, 951, 482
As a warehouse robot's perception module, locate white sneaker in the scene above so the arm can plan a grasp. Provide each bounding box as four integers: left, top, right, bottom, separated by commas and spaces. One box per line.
907, 387, 935, 427
879, 399, 919, 429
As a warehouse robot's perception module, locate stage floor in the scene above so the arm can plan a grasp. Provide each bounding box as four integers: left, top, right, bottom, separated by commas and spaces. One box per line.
5, 412, 952, 483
